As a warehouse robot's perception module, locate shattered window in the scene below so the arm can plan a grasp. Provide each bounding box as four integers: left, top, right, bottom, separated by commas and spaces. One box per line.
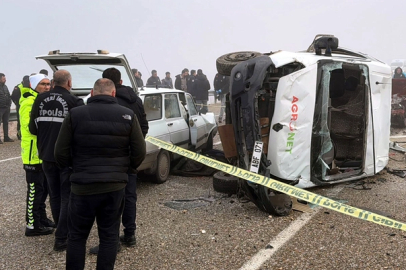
165, 94, 181, 119
312, 62, 370, 181
144, 94, 162, 121
316, 63, 342, 178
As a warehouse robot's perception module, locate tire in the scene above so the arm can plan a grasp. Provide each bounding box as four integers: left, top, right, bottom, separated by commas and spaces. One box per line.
151, 150, 171, 184
213, 171, 238, 194
216, 51, 262, 76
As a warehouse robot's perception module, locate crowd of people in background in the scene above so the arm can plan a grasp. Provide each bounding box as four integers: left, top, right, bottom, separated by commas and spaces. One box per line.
130, 67, 217, 114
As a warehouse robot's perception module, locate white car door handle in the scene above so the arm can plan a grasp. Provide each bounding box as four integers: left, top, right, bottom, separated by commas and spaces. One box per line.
167, 123, 173, 126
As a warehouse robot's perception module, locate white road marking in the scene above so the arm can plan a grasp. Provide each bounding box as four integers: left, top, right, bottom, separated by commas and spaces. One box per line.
239, 186, 344, 270
0, 156, 21, 163
213, 141, 222, 146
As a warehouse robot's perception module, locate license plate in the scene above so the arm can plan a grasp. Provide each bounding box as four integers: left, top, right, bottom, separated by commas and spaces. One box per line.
249, 141, 263, 174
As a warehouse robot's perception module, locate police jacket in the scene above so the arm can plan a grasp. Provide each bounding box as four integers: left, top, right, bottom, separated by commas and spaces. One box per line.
29, 86, 84, 162
54, 95, 146, 195
187, 75, 197, 98
115, 84, 149, 137
213, 74, 230, 95
19, 86, 41, 168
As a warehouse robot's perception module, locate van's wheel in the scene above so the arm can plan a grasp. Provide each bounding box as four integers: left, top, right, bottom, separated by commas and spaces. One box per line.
216, 51, 262, 76
213, 171, 238, 194
258, 186, 292, 216
151, 150, 170, 184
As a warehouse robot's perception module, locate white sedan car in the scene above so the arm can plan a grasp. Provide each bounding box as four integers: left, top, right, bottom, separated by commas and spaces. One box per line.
37, 50, 217, 183
137, 87, 217, 183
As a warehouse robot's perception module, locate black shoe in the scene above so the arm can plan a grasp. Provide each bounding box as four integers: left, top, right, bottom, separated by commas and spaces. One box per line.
120, 234, 136, 247
25, 226, 54, 237
89, 242, 122, 255
4, 137, 14, 142
41, 218, 56, 228
54, 240, 67, 251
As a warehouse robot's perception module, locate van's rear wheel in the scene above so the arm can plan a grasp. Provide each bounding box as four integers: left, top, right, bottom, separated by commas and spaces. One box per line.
216, 51, 262, 76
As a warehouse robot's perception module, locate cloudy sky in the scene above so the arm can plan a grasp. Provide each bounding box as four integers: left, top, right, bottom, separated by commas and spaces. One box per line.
0, 0, 403, 89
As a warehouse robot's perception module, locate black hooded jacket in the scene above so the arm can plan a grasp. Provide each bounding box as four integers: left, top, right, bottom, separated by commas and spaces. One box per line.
115, 84, 149, 137
194, 74, 210, 100
54, 95, 146, 195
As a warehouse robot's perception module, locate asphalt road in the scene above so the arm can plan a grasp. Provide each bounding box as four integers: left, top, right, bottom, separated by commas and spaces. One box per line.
2, 122, 406, 269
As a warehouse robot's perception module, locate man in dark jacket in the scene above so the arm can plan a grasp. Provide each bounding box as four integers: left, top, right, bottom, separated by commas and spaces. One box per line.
186, 70, 197, 99
146, 70, 161, 87
174, 68, 189, 91
29, 70, 84, 251
12, 75, 30, 140
86, 67, 148, 254
132, 68, 144, 88
0, 73, 13, 143
194, 69, 211, 113
213, 73, 230, 123
55, 78, 146, 270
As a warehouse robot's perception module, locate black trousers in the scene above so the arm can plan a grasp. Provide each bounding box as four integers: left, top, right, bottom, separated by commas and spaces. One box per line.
0, 107, 10, 138
66, 189, 125, 270
122, 174, 137, 236
42, 161, 71, 241
24, 167, 48, 228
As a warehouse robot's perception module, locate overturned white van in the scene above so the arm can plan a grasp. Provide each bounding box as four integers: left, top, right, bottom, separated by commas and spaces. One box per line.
216, 35, 392, 215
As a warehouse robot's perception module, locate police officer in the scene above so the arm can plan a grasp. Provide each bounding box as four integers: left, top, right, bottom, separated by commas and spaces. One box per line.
29, 70, 84, 251
21, 73, 54, 236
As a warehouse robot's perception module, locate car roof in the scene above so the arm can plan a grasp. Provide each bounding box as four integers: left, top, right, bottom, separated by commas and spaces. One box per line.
139, 87, 185, 95
36, 51, 125, 60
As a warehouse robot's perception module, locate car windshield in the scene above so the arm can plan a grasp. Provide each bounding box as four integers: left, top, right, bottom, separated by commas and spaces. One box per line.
55, 64, 131, 89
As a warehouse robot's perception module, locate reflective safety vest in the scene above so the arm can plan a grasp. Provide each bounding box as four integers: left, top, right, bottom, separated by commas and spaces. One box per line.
19, 86, 41, 165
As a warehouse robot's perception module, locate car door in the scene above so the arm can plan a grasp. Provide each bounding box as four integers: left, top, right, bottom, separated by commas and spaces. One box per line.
185, 93, 207, 149
164, 93, 189, 148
